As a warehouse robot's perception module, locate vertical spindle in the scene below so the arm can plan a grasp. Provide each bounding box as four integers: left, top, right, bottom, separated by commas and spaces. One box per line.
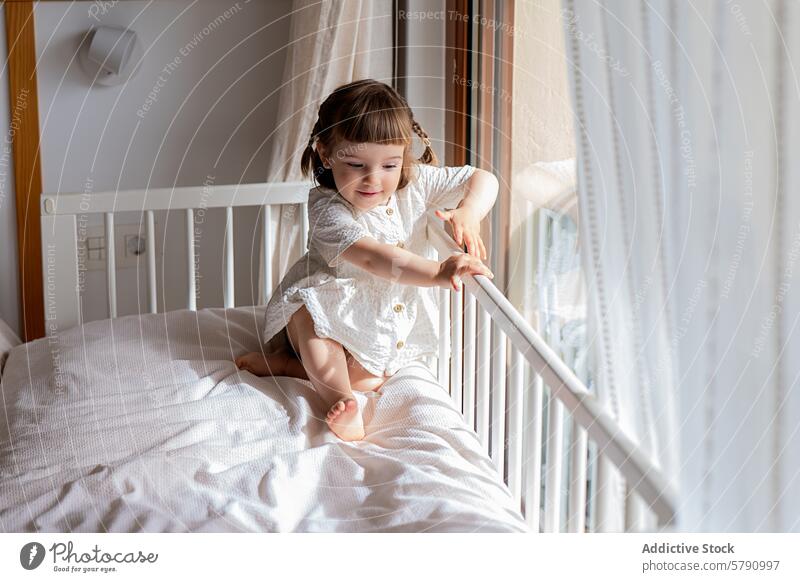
224, 207, 234, 308
625, 487, 646, 532
261, 204, 272, 304
476, 307, 491, 450
568, 424, 588, 532
301, 202, 309, 252
104, 213, 117, 318
438, 287, 451, 390
490, 324, 507, 475
544, 391, 565, 532
450, 285, 463, 411
524, 372, 544, 532
507, 347, 524, 504
463, 291, 477, 427
186, 209, 196, 310
146, 210, 156, 313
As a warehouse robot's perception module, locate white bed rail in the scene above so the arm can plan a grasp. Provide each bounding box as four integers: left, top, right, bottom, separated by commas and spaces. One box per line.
40, 181, 676, 531
427, 217, 677, 532
40, 182, 311, 331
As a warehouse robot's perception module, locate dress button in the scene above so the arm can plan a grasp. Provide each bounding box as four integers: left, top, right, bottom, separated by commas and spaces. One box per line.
386, 207, 394, 216
393, 303, 404, 313
396, 241, 405, 248
396, 340, 405, 349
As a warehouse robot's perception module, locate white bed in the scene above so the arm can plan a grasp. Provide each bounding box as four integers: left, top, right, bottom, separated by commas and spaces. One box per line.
0, 306, 528, 532
0, 180, 675, 533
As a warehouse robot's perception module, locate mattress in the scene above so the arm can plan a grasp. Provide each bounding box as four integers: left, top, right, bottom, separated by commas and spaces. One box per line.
0, 307, 529, 532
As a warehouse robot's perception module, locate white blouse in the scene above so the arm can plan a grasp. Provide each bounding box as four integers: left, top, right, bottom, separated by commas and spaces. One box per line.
262, 162, 477, 377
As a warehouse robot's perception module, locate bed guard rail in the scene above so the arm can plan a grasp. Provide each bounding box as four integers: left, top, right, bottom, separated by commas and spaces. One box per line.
426, 215, 677, 532
40, 182, 311, 332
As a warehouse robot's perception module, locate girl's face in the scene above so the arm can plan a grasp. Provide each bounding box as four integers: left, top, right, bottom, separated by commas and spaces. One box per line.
318, 140, 405, 212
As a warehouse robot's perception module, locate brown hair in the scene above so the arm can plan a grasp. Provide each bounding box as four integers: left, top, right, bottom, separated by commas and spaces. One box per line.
300, 79, 439, 191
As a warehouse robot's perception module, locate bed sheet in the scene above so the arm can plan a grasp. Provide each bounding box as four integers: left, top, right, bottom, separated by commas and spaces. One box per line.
0, 307, 529, 532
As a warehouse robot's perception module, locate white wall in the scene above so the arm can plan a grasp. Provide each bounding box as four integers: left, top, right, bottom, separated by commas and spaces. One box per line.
404, 0, 446, 162
0, 10, 21, 336
1, 0, 445, 333
507, 0, 576, 324
31, 0, 292, 323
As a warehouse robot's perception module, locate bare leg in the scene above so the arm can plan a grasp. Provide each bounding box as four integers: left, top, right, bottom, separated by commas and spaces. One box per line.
238, 346, 389, 391
235, 349, 309, 380
286, 306, 365, 441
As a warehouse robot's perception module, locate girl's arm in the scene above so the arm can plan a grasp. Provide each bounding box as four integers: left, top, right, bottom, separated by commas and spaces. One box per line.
340, 238, 439, 286
434, 168, 498, 260
458, 168, 499, 220
340, 237, 491, 289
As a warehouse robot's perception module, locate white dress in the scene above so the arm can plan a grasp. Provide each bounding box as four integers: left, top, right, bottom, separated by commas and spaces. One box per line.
261, 162, 477, 378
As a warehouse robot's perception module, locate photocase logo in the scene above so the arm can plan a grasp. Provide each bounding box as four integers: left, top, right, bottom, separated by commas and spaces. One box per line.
20, 542, 46, 570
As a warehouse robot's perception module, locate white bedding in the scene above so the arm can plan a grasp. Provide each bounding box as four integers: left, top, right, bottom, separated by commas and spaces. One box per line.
0, 307, 529, 532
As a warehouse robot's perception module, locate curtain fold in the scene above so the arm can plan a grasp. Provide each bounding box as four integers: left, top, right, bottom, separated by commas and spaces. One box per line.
259, 0, 393, 301
564, 0, 800, 532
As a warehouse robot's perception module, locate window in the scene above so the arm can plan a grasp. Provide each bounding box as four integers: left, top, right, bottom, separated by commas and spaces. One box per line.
447, 0, 597, 532
448, 0, 589, 387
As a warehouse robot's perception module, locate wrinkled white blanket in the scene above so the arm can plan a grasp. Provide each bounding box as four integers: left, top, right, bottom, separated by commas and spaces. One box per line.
0, 307, 528, 532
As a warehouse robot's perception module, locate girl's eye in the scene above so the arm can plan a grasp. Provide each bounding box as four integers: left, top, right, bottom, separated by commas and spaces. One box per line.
346, 163, 397, 170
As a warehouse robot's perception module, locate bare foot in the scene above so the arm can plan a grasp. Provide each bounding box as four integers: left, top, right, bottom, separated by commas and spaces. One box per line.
235, 351, 290, 377
326, 398, 365, 441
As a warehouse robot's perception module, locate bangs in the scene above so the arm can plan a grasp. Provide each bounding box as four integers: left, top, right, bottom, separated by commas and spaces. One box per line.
335, 91, 412, 147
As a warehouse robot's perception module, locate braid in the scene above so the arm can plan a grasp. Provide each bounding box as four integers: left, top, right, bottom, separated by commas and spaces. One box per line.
411, 120, 439, 165
301, 118, 326, 180
307, 118, 322, 148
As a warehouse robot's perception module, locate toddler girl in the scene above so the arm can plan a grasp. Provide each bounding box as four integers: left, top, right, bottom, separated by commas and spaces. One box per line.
236, 79, 498, 442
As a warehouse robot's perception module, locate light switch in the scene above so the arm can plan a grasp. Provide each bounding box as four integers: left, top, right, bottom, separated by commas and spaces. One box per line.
81, 222, 153, 271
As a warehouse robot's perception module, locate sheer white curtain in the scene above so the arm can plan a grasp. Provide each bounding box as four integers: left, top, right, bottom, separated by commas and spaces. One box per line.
563, 0, 800, 531
259, 0, 393, 300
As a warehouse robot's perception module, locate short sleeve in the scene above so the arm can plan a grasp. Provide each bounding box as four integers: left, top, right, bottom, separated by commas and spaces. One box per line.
415, 163, 477, 211
308, 196, 371, 267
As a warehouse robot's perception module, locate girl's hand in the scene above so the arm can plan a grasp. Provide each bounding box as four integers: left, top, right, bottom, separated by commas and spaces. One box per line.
435, 253, 494, 291
435, 205, 487, 260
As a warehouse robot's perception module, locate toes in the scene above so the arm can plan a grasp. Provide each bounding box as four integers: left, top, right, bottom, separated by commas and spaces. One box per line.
327, 398, 355, 420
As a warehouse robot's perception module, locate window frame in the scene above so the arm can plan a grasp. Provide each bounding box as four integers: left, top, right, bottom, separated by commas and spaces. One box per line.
445, 0, 513, 292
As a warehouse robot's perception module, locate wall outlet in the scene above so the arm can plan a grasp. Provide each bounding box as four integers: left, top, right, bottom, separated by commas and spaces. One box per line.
80, 222, 153, 271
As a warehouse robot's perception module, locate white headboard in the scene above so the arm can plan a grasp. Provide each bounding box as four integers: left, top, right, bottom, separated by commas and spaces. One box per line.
40, 181, 312, 335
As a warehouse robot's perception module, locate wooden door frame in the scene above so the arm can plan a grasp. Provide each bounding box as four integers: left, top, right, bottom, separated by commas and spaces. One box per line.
5, 0, 45, 341
445, 0, 470, 167
445, 0, 513, 292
